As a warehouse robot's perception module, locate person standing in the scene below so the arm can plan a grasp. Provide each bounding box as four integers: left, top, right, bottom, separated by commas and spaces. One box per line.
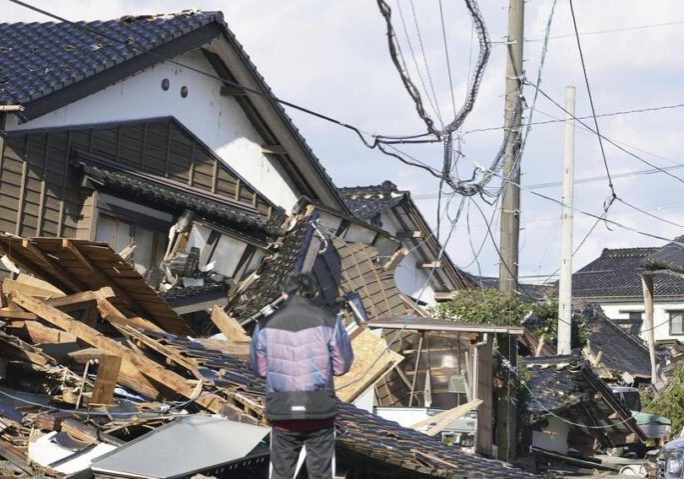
250, 273, 354, 479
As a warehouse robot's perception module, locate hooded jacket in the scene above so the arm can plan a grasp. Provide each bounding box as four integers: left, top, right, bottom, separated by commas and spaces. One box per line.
250, 295, 354, 421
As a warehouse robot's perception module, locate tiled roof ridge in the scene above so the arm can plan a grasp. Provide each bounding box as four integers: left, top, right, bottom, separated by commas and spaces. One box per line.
338, 180, 403, 196
601, 246, 659, 258
0, 9, 218, 28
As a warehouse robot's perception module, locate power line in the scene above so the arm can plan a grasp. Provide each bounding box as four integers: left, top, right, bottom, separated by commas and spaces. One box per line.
534, 86, 684, 187
438, 0, 457, 118
569, 0, 615, 208
525, 19, 684, 42
412, 161, 684, 200
491, 171, 684, 249
394, 0, 444, 127
464, 101, 684, 134
409, 0, 445, 127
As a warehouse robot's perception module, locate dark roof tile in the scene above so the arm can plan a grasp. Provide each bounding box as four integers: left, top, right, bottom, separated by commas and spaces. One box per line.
572, 247, 684, 298
0, 11, 218, 105
581, 305, 651, 378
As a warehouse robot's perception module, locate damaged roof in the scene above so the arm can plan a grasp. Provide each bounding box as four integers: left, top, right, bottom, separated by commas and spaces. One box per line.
573, 247, 684, 298
642, 235, 684, 274
150, 330, 540, 478
339, 181, 406, 221
339, 181, 472, 292
521, 355, 645, 446
581, 305, 651, 379
75, 155, 283, 240
228, 210, 413, 322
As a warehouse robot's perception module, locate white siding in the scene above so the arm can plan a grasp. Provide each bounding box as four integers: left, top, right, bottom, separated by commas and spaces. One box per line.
6, 50, 301, 212
600, 300, 684, 342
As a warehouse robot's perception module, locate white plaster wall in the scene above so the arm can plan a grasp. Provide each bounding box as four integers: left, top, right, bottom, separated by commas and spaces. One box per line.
380, 212, 438, 306
6, 50, 301, 212
532, 417, 570, 454
599, 301, 684, 342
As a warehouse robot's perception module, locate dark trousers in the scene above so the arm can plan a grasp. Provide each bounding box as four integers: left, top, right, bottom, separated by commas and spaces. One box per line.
269, 426, 335, 479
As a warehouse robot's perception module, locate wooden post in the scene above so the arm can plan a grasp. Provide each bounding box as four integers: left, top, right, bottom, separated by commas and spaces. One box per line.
91, 354, 122, 405
476, 337, 494, 457
408, 334, 424, 407
641, 273, 658, 384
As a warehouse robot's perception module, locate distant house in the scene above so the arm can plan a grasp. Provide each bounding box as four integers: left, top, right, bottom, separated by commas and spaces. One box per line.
339, 181, 473, 305
573, 247, 684, 344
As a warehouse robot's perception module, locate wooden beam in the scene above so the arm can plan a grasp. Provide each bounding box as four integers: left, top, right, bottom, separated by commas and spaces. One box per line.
220, 85, 248, 96
417, 261, 442, 269
20, 239, 84, 292
210, 305, 251, 343
261, 144, 287, 155
45, 287, 115, 313
95, 295, 164, 333
396, 230, 423, 240
0, 309, 37, 320
433, 291, 457, 302
2, 278, 64, 299
119, 325, 201, 379
62, 239, 138, 309
12, 292, 237, 415
25, 321, 77, 344
383, 247, 408, 272
409, 399, 483, 436
15, 274, 65, 296
91, 354, 122, 405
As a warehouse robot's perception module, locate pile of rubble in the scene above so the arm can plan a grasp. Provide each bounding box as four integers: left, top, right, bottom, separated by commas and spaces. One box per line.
0, 234, 541, 478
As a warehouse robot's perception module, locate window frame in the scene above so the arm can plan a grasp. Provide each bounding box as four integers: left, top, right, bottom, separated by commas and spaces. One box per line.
669, 310, 684, 336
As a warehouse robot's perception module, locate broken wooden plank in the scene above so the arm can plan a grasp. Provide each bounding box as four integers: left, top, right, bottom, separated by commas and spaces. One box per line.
409, 399, 483, 436
12, 292, 238, 416
45, 287, 115, 313
2, 278, 64, 299
0, 309, 37, 320
25, 321, 77, 345
20, 239, 84, 292
261, 144, 287, 155
335, 328, 403, 403
210, 305, 251, 343
91, 354, 122, 405
62, 239, 139, 309
15, 274, 66, 296
95, 296, 164, 333
119, 326, 202, 379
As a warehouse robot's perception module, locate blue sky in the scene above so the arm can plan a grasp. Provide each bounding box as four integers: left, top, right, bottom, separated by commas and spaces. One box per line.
6, 0, 684, 282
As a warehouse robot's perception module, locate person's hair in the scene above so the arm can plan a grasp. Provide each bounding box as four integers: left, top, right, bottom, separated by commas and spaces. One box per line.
282, 273, 317, 299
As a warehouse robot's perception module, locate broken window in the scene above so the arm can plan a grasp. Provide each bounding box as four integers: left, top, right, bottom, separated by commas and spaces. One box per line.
95, 215, 164, 275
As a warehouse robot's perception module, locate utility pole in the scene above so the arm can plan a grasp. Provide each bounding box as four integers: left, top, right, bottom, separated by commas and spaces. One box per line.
497, 0, 524, 463
557, 86, 576, 355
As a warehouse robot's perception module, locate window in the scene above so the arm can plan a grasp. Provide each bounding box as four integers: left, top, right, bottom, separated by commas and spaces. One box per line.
96, 215, 165, 275
670, 311, 684, 336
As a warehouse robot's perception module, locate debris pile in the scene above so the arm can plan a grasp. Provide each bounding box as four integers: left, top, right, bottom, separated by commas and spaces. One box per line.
0, 234, 542, 478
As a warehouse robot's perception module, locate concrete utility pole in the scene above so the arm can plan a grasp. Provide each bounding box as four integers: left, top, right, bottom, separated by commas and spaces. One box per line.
557, 86, 576, 356
497, 0, 524, 463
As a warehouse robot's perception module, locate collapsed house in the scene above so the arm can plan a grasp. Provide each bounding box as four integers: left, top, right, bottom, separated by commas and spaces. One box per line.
0, 235, 544, 478
520, 355, 646, 470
